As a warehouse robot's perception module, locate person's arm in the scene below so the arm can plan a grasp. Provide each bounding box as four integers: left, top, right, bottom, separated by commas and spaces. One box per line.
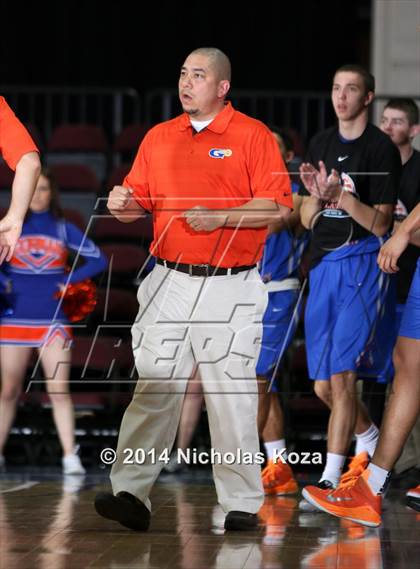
410, 227, 420, 248
337, 193, 393, 236
184, 198, 290, 231
393, 215, 420, 247
107, 130, 153, 223
0, 98, 41, 263
61, 222, 108, 284
299, 160, 393, 236
107, 186, 146, 223
300, 195, 323, 230
377, 202, 420, 273
267, 192, 304, 235
0, 152, 41, 263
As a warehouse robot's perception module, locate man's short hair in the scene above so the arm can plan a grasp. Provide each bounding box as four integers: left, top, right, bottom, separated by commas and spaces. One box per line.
189, 47, 231, 82
384, 98, 419, 126
334, 64, 375, 94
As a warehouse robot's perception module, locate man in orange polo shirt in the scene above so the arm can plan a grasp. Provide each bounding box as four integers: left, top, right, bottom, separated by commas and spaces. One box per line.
95, 47, 293, 532
0, 97, 41, 263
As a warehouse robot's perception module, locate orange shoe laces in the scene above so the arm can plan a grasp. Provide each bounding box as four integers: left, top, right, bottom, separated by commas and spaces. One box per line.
339, 454, 369, 488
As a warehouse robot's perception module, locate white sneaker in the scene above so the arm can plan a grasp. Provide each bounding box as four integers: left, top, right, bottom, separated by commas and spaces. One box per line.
62, 448, 86, 475
63, 474, 85, 494
162, 451, 186, 474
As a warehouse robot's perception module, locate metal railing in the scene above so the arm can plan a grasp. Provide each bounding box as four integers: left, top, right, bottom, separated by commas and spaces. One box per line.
145, 88, 335, 141
144, 88, 420, 144
2, 86, 419, 149
0, 86, 141, 139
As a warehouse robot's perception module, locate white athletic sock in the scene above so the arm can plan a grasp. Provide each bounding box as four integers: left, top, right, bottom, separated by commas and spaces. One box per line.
366, 463, 391, 495
355, 423, 379, 457
264, 439, 287, 462
320, 453, 346, 487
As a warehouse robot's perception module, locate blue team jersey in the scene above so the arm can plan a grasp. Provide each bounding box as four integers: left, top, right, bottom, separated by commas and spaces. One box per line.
259, 183, 308, 282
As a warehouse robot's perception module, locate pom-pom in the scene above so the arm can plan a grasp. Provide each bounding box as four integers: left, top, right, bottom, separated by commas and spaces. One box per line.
55, 279, 97, 322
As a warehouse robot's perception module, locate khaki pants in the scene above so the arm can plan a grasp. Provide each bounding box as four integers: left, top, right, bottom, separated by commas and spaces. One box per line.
111, 264, 267, 513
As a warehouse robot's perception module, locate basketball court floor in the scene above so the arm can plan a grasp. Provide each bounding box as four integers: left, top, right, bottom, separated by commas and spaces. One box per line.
1, 467, 419, 568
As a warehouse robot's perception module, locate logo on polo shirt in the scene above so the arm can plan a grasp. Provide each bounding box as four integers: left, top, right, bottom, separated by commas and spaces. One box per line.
209, 148, 233, 159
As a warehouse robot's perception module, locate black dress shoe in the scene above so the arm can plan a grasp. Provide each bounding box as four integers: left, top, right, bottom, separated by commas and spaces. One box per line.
94, 491, 151, 531
224, 510, 258, 531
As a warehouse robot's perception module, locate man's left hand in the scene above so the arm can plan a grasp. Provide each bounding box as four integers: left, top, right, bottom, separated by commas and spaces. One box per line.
377, 230, 410, 273
184, 206, 227, 232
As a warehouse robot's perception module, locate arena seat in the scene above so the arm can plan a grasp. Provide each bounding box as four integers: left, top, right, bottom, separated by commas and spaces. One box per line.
101, 243, 150, 286
46, 123, 109, 182
106, 163, 131, 189
63, 208, 87, 231
50, 163, 101, 223
113, 123, 149, 163
93, 214, 153, 243
95, 287, 139, 324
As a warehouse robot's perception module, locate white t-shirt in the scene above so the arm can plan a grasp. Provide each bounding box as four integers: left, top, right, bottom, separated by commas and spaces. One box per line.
190, 119, 213, 132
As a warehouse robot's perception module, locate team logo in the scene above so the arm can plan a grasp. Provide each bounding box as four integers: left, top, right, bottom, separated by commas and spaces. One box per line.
209, 148, 233, 159
11, 236, 66, 273
322, 172, 356, 219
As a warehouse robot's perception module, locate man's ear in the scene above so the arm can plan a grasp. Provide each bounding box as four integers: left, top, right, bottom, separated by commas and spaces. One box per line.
285, 150, 295, 164
409, 123, 420, 139
364, 90, 375, 107
218, 80, 230, 99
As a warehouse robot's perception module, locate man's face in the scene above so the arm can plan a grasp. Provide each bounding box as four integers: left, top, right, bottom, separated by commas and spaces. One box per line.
178, 53, 229, 120
331, 71, 372, 122
380, 107, 411, 146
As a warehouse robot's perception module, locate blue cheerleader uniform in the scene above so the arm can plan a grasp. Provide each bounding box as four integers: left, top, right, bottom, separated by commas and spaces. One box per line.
0, 210, 107, 346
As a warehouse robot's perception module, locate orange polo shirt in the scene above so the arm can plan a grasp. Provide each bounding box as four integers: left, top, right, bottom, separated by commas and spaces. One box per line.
124, 102, 292, 267
0, 96, 39, 170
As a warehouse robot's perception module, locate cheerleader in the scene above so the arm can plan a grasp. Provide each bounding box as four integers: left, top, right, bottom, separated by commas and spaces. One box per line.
0, 167, 107, 473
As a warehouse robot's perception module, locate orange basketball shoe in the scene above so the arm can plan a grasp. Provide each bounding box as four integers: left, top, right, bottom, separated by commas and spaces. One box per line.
301, 469, 382, 527
406, 484, 420, 512
262, 459, 298, 495
259, 496, 296, 544
339, 452, 370, 487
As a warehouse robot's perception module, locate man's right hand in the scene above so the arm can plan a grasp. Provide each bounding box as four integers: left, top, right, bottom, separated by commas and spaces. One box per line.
107, 186, 143, 221
107, 186, 134, 212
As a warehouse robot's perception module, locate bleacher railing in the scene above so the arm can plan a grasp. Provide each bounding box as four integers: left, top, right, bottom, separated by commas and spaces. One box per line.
145, 88, 420, 143
3, 86, 419, 148
0, 86, 141, 139
145, 88, 334, 141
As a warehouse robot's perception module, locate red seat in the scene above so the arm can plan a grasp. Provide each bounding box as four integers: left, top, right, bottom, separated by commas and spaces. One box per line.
94, 215, 153, 242
113, 124, 149, 154
106, 164, 131, 189
47, 124, 109, 182
50, 163, 100, 193
48, 124, 108, 153
63, 208, 87, 230
96, 287, 138, 322
101, 243, 149, 274
71, 335, 134, 376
